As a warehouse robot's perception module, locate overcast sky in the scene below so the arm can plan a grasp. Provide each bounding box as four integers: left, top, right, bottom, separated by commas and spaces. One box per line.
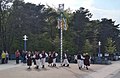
24, 0, 120, 24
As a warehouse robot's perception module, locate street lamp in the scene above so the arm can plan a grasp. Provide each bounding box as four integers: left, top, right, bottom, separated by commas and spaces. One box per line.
98, 41, 101, 63
23, 35, 28, 52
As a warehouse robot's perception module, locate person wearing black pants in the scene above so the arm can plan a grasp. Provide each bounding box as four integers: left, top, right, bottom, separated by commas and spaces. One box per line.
1, 51, 6, 64
5, 51, 9, 63
32, 51, 36, 66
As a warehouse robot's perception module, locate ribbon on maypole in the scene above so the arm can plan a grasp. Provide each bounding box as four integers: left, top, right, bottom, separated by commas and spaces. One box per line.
57, 15, 68, 30
62, 17, 68, 30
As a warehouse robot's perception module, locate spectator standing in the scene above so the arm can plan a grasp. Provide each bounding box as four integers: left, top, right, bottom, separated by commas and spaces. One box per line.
1, 51, 6, 64
5, 51, 9, 63
15, 50, 20, 64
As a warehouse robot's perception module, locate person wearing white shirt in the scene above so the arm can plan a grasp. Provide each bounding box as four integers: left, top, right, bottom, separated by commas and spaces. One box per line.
34, 51, 41, 69
40, 50, 48, 68
52, 51, 58, 67
77, 53, 84, 70
62, 53, 69, 67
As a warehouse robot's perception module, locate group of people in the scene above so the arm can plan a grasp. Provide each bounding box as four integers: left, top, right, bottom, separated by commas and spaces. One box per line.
14, 50, 90, 70
1, 51, 9, 64
0, 49, 90, 70
48, 51, 58, 67
26, 50, 59, 69
76, 53, 90, 70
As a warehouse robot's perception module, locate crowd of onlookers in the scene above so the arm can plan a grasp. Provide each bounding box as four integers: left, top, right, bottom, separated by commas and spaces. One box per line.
0, 51, 9, 64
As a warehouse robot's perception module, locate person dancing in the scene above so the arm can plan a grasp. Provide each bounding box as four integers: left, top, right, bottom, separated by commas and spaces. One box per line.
26, 51, 32, 69
40, 50, 48, 68
52, 51, 58, 67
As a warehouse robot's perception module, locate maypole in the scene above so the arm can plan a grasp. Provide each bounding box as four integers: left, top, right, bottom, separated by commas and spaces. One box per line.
57, 4, 68, 65
60, 13, 63, 65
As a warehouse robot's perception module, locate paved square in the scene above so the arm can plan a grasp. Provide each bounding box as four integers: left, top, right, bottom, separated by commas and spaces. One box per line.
0, 62, 107, 78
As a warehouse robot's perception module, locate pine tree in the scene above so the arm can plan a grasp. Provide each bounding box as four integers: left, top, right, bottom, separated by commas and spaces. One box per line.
105, 38, 116, 54
83, 39, 92, 54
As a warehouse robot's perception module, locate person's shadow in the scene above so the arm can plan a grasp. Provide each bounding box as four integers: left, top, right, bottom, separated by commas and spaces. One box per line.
26, 68, 32, 71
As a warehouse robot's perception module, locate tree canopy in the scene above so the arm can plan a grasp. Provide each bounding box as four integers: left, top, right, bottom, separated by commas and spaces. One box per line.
0, 0, 120, 55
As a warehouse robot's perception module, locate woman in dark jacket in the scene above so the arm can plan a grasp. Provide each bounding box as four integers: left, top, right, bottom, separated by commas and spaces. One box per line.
48, 51, 53, 67
26, 51, 32, 69
84, 53, 90, 70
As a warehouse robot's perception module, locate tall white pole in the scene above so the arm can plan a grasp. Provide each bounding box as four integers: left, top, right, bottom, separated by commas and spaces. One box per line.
60, 13, 63, 64
58, 4, 64, 65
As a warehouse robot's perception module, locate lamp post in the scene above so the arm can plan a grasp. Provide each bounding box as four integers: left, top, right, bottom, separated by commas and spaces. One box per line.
23, 35, 28, 52
98, 41, 101, 63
